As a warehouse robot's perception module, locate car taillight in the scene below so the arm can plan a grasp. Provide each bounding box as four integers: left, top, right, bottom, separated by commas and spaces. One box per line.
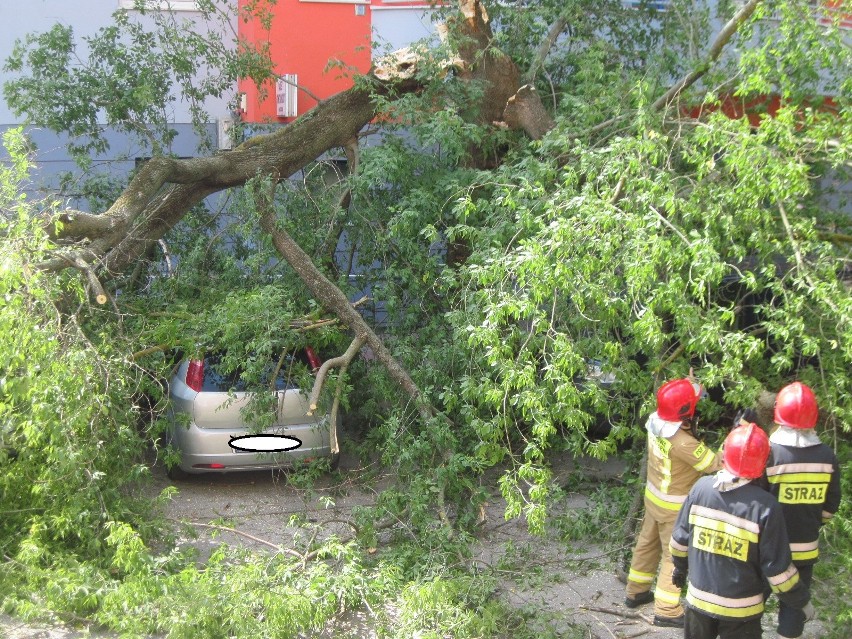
186, 359, 204, 392
305, 347, 322, 372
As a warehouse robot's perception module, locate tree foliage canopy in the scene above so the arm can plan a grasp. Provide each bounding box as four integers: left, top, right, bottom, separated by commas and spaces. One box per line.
1, 0, 851, 634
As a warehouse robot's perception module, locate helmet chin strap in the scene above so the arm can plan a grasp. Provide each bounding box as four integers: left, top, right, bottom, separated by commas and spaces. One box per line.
680, 416, 699, 439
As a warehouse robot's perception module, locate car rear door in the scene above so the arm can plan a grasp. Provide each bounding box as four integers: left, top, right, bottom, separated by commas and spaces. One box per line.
190, 355, 317, 430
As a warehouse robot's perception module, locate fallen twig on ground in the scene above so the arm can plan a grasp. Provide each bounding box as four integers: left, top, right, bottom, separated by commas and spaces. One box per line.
580, 605, 643, 619
187, 521, 307, 560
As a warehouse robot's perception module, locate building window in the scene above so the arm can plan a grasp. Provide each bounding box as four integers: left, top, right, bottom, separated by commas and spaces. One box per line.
276, 75, 299, 119
119, 1, 201, 11
625, 1, 670, 10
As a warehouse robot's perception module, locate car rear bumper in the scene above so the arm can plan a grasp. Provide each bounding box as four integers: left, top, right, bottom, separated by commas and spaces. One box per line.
169, 418, 334, 473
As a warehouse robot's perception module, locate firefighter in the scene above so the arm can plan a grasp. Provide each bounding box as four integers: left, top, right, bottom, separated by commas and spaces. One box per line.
761, 382, 841, 639
670, 423, 812, 639
624, 377, 721, 628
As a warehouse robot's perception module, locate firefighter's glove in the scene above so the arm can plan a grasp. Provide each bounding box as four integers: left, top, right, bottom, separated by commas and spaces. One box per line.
671, 567, 687, 589
803, 601, 815, 622
734, 408, 759, 429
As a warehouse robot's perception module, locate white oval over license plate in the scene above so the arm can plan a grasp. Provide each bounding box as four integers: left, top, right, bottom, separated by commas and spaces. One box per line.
229, 434, 302, 452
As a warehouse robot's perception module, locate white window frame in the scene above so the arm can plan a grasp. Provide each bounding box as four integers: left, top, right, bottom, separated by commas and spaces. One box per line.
276, 74, 299, 119
119, 1, 201, 11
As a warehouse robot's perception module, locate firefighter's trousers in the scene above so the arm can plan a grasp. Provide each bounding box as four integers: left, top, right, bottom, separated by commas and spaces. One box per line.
777, 563, 812, 638
626, 501, 683, 619
685, 606, 762, 639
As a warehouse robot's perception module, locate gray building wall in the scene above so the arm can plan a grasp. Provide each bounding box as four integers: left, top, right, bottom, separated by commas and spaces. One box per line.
0, 0, 234, 124
0, 1, 234, 209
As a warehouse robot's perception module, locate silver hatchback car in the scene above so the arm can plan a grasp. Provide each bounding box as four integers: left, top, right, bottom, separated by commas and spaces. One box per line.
164, 348, 338, 478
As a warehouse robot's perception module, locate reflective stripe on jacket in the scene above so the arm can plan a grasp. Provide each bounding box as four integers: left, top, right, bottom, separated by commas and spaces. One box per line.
763, 440, 841, 564
670, 476, 808, 621
645, 428, 720, 512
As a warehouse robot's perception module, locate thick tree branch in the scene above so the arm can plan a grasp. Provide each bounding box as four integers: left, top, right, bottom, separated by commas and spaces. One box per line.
318, 136, 359, 272
523, 15, 570, 85
451, 0, 521, 128
46, 66, 420, 273
255, 182, 436, 423
43, 209, 120, 240
500, 84, 556, 140
448, 2, 559, 139
308, 336, 366, 416
307, 335, 366, 456
129, 344, 170, 361
651, 0, 762, 111
60, 254, 108, 304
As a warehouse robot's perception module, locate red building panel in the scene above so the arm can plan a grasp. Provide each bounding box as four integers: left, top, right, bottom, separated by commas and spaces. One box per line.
238, 0, 436, 123
238, 0, 372, 122
686, 94, 838, 128
821, 0, 852, 29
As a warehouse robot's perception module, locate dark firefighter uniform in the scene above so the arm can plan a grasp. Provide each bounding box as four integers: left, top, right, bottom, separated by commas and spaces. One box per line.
670, 474, 809, 639
765, 436, 841, 563
762, 429, 841, 638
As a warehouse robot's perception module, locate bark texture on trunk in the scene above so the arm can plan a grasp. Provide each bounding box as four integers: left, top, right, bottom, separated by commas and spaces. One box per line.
450, 1, 556, 141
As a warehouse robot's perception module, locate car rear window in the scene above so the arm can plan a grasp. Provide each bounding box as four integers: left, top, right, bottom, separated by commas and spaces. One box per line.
200, 352, 312, 392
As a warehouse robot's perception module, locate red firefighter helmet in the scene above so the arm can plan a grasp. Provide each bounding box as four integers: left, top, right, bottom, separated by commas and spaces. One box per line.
657, 378, 702, 421
774, 382, 818, 429
723, 423, 770, 479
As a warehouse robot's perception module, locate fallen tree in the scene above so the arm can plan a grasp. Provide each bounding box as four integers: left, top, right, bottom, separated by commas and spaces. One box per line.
3, 0, 850, 540
27, 0, 558, 419
25, 0, 766, 420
